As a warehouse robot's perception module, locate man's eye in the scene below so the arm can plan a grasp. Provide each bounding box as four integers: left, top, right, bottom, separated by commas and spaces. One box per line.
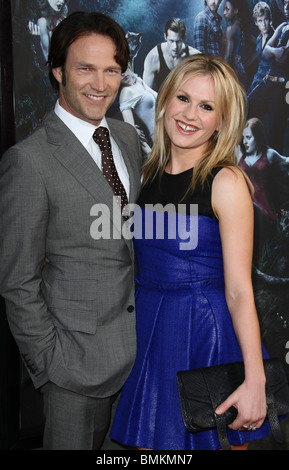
107, 69, 121, 75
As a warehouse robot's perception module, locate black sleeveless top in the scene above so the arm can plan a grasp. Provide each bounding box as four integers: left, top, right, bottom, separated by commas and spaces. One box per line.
137, 167, 223, 217
155, 44, 190, 91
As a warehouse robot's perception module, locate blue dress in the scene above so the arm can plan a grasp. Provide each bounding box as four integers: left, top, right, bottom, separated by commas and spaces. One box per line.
110, 167, 271, 450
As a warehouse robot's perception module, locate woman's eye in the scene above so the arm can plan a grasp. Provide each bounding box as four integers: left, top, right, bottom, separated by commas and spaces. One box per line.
177, 95, 188, 102
201, 104, 213, 111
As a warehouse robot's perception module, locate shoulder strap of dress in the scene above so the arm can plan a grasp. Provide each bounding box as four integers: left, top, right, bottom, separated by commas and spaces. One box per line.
211, 167, 223, 178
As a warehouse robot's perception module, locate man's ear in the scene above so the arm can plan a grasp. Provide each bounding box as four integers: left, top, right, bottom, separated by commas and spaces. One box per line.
52, 67, 62, 85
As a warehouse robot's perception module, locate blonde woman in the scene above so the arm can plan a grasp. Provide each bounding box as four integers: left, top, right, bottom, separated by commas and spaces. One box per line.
111, 55, 271, 450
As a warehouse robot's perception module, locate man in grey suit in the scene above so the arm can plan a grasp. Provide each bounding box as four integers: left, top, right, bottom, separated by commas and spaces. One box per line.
0, 12, 142, 449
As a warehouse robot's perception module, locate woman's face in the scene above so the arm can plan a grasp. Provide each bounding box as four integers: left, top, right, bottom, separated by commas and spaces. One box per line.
223, 2, 237, 22
48, 0, 65, 12
121, 67, 134, 86
242, 127, 257, 155
164, 73, 220, 161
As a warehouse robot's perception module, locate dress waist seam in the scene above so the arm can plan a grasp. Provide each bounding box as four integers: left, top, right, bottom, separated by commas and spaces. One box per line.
136, 276, 224, 291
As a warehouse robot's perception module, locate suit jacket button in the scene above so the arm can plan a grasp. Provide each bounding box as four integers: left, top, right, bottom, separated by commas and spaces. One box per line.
127, 305, 134, 312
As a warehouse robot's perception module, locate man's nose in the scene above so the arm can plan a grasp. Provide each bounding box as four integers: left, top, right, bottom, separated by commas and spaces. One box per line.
91, 72, 106, 91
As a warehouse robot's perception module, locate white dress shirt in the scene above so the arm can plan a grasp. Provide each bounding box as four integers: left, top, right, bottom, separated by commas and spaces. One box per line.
54, 100, 130, 197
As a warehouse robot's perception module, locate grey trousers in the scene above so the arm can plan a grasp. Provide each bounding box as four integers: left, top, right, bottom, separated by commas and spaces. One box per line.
41, 382, 125, 450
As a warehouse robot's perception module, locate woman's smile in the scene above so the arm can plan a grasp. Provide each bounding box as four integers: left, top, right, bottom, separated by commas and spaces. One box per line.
164, 74, 219, 163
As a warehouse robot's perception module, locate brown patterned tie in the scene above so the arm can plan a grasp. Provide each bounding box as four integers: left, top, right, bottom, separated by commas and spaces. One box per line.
93, 126, 128, 215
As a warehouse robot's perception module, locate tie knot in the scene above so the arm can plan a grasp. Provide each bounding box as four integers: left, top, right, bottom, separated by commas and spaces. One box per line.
93, 126, 111, 151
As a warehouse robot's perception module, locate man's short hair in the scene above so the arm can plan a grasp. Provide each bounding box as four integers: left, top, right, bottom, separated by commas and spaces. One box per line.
48, 11, 129, 90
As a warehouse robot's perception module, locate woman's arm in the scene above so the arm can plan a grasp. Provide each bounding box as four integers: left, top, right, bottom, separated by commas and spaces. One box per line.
37, 17, 50, 62
121, 108, 151, 157
224, 25, 235, 64
266, 147, 289, 164
212, 167, 267, 430
140, 78, 158, 99
121, 107, 136, 128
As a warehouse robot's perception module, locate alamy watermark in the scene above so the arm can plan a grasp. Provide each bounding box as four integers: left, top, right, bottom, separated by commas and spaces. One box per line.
90, 196, 199, 250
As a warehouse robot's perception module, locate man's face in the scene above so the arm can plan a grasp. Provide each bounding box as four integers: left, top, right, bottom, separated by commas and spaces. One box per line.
52, 33, 122, 126
284, 0, 289, 20
206, 0, 221, 14
165, 30, 184, 58
255, 14, 270, 34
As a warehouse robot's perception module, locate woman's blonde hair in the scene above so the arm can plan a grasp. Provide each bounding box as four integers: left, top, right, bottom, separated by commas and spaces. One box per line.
142, 54, 249, 192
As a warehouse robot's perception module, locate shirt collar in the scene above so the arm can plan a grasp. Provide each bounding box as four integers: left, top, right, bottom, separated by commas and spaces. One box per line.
54, 100, 109, 149
205, 5, 221, 22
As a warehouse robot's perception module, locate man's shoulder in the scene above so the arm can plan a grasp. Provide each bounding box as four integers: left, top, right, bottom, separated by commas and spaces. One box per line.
0, 125, 47, 172
194, 9, 207, 23
144, 43, 161, 61
187, 45, 201, 55
7, 120, 47, 152
2, 111, 60, 159
107, 117, 137, 138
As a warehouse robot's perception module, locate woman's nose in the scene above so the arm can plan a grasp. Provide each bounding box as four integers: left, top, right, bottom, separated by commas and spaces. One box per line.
184, 104, 198, 120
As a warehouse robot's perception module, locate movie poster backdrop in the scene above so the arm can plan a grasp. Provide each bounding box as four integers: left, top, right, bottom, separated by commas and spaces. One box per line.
10, 0, 289, 423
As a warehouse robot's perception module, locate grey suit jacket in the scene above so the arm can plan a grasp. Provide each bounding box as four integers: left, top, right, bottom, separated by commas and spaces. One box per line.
0, 110, 142, 397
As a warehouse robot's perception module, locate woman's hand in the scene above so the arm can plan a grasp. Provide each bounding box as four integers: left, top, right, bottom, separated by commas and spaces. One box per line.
215, 379, 267, 431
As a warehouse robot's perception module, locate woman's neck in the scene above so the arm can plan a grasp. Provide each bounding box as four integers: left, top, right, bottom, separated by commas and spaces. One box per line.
244, 151, 263, 166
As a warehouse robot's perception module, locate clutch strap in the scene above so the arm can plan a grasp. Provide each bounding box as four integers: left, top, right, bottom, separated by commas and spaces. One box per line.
204, 365, 284, 448
202, 369, 231, 450
266, 383, 283, 443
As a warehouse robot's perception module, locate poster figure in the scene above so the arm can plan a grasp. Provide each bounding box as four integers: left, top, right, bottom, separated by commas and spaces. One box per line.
223, 0, 257, 88
193, 0, 224, 56
247, 1, 275, 95
29, 0, 69, 65
119, 63, 157, 157
7, 0, 289, 442
239, 117, 289, 226
126, 31, 143, 71
238, 116, 289, 387
248, 1, 289, 154
11, 0, 69, 136
142, 17, 200, 92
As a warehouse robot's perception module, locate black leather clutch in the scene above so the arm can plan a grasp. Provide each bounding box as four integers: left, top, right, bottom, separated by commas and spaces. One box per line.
177, 358, 289, 450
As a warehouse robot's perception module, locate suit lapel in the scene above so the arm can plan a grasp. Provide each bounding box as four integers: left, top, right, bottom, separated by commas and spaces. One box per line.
45, 112, 133, 252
